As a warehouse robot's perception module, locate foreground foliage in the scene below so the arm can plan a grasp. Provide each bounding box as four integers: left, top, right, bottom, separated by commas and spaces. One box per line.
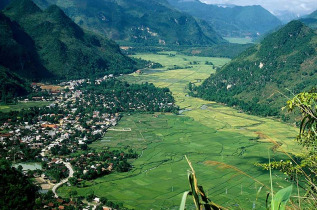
258, 90, 317, 208
0, 158, 39, 209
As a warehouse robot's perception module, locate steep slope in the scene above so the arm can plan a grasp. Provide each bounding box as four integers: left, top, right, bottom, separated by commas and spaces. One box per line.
168, 0, 282, 38
0, 66, 30, 103
196, 21, 317, 120
0, 12, 50, 80
3, 0, 137, 80
32, 0, 224, 46
300, 10, 317, 29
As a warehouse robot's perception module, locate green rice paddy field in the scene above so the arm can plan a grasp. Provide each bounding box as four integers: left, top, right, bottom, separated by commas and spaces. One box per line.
0, 101, 50, 112
59, 52, 303, 209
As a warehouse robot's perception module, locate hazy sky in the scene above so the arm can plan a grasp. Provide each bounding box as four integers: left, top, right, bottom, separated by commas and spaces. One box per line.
201, 0, 317, 15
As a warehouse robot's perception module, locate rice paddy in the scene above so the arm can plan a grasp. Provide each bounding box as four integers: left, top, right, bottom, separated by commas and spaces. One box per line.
59, 52, 303, 209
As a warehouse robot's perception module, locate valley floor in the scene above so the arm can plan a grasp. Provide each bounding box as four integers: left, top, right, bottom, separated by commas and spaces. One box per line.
59, 52, 303, 209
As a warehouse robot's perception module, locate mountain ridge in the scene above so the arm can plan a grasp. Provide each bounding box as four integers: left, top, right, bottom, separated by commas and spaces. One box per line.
195, 20, 317, 121
32, 0, 225, 46
168, 0, 282, 38
2, 0, 137, 81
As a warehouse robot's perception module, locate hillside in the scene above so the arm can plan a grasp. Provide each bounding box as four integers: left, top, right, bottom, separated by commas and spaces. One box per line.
168, 0, 282, 38
196, 21, 317, 121
0, 12, 49, 80
0, 66, 30, 104
300, 10, 317, 29
2, 0, 137, 81
32, 0, 224, 46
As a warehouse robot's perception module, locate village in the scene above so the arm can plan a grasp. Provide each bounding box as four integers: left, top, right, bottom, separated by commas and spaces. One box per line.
0, 74, 177, 209
0, 75, 154, 210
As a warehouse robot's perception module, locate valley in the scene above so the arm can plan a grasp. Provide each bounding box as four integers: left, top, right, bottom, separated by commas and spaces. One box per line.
1, 1, 316, 209
58, 52, 302, 209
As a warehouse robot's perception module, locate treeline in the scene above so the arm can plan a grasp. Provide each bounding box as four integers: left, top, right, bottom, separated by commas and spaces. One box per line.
78, 79, 178, 114
0, 158, 39, 209
122, 43, 253, 59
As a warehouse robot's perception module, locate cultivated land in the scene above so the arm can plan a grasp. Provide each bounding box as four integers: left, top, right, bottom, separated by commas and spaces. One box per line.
224, 37, 254, 44
59, 52, 302, 209
0, 101, 50, 112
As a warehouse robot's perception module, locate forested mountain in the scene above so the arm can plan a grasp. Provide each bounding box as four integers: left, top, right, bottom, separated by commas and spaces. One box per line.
300, 10, 317, 29
168, 0, 282, 38
32, 0, 224, 45
0, 66, 30, 103
196, 21, 317, 120
2, 0, 137, 81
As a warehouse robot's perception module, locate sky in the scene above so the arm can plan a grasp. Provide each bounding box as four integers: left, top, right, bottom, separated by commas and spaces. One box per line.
200, 0, 317, 16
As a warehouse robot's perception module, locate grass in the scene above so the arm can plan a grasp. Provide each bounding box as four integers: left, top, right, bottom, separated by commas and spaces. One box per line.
224, 37, 254, 44
59, 52, 303, 209
0, 101, 50, 112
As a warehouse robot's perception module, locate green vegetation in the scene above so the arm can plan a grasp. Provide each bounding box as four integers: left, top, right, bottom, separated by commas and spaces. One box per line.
300, 10, 317, 29
58, 52, 302, 209
33, 0, 224, 46
0, 158, 39, 209
78, 79, 178, 113
0, 101, 50, 112
196, 20, 317, 121
224, 37, 254, 44
2, 0, 137, 81
122, 43, 254, 59
0, 66, 31, 104
167, 0, 282, 38
258, 91, 317, 208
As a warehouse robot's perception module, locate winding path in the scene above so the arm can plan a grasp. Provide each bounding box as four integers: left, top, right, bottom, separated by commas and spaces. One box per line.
52, 161, 74, 198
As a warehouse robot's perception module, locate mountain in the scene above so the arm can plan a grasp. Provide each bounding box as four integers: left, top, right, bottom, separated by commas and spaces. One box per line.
32, 0, 224, 46
0, 11, 44, 102
0, 12, 50, 80
2, 0, 137, 81
195, 21, 317, 121
0, 65, 30, 103
300, 10, 317, 29
167, 0, 282, 38
0, 0, 10, 10
272, 10, 299, 23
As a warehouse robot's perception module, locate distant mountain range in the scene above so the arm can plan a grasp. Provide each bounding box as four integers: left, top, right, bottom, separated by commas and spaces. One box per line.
196, 20, 317, 121
300, 10, 317, 29
32, 0, 224, 46
271, 10, 299, 23
0, 0, 138, 101
168, 0, 282, 38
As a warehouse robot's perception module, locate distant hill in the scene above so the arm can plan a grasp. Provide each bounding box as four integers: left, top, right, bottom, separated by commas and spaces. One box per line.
32, 0, 224, 46
2, 0, 137, 81
272, 10, 299, 23
300, 10, 317, 29
168, 0, 282, 38
195, 21, 317, 121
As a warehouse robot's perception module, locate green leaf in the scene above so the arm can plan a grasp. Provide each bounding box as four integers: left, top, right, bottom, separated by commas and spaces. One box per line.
179, 191, 191, 210
271, 185, 293, 210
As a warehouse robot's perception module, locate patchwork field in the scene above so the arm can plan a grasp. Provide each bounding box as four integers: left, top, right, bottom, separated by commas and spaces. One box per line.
59, 52, 302, 209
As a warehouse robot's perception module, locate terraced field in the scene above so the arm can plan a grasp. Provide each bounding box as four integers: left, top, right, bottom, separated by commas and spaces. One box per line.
59, 52, 302, 209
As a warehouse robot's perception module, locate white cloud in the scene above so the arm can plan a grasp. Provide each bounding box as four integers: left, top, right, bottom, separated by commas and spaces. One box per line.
201, 0, 317, 15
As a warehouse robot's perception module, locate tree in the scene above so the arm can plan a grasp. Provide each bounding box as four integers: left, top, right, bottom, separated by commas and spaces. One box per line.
0, 158, 39, 209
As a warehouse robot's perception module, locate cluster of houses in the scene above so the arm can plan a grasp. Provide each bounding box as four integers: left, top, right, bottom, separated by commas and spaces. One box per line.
0, 76, 120, 161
